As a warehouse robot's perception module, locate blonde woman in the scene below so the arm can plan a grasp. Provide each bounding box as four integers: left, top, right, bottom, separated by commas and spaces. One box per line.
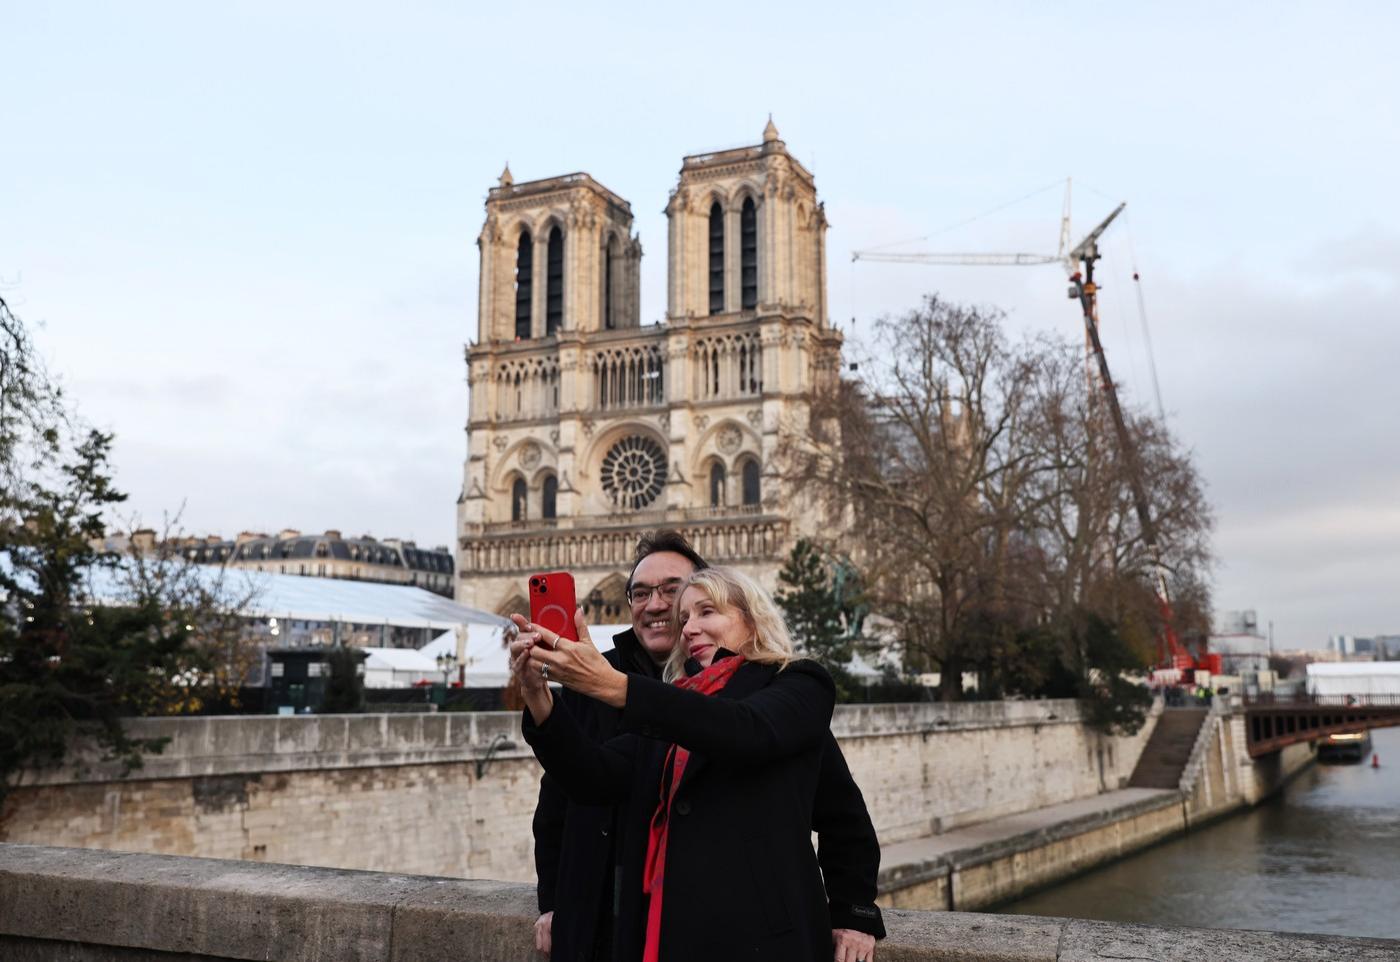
511, 567, 879, 962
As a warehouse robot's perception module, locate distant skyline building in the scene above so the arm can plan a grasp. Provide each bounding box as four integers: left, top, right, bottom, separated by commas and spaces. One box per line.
455, 120, 842, 616
109, 528, 455, 597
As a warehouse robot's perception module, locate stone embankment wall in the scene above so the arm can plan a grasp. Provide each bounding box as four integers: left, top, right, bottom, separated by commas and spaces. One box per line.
0, 701, 1154, 879
4, 844, 1398, 962
834, 700, 1158, 843
875, 701, 1319, 912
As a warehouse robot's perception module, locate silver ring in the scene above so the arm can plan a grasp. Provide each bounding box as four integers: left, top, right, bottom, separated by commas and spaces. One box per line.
540, 665, 550, 679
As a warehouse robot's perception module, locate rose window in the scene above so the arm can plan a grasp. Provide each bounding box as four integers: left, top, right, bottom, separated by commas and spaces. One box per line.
600, 435, 668, 510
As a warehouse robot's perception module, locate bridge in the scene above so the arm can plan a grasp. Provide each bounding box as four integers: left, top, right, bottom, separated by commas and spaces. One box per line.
1243, 693, 1400, 757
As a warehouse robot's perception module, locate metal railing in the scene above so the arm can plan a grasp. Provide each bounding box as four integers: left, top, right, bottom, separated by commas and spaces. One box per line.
1243, 692, 1400, 708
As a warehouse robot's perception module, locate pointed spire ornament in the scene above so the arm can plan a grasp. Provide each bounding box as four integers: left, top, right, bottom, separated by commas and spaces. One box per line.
762, 115, 780, 143
499, 163, 514, 187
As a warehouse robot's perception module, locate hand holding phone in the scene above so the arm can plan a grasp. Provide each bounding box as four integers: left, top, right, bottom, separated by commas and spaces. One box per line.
528, 571, 579, 646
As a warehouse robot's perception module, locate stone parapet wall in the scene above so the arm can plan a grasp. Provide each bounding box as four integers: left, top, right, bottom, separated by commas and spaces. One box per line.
3, 844, 1396, 962
0, 702, 1159, 879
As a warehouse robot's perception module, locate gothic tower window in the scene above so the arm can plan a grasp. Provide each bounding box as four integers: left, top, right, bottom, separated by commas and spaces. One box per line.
546, 226, 564, 335
709, 462, 726, 507
604, 234, 616, 329
740, 197, 758, 310
741, 457, 761, 506
511, 477, 528, 522
515, 231, 533, 339
542, 474, 558, 519
708, 202, 724, 314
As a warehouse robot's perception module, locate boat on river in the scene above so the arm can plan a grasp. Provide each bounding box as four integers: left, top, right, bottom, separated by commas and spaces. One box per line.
1317, 729, 1372, 762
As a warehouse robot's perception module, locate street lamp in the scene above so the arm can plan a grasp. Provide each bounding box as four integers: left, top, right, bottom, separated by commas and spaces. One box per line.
435, 652, 457, 686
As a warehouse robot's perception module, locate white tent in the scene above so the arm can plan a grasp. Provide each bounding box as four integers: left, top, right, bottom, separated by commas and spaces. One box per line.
360, 647, 441, 688
419, 623, 631, 689
1306, 661, 1400, 697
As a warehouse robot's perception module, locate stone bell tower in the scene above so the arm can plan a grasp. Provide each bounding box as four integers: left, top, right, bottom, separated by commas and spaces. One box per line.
457, 123, 841, 617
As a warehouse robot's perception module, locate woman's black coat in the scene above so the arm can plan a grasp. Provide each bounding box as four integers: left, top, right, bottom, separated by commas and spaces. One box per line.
525, 657, 839, 962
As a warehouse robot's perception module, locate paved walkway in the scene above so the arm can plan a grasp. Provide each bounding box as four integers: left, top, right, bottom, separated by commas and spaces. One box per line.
880, 787, 1178, 880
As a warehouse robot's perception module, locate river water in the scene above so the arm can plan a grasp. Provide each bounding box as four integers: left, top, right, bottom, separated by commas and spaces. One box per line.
999, 726, 1400, 940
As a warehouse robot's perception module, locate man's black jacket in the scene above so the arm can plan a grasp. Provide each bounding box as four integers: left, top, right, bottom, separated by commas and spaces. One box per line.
531, 629, 885, 962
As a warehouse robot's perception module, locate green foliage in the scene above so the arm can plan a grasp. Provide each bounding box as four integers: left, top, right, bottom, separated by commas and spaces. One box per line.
775, 540, 861, 700
320, 646, 366, 714
0, 431, 183, 805
1073, 613, 1154, 736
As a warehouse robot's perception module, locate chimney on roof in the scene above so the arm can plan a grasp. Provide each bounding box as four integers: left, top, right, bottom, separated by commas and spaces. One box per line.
323, 529, 342, 540
278, 528, 302, 541
235, 531, 263, 545
131, 529, 158, 554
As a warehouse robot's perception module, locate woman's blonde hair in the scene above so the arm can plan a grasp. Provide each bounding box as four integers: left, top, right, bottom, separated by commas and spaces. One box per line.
663, 566, 795, 682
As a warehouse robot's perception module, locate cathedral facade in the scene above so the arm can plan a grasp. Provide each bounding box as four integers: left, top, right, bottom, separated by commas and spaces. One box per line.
456, 121, 841, 619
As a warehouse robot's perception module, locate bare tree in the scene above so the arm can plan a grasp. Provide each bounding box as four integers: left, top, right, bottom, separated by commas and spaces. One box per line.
784, 294, 1214, 712
111, 518, 265, 714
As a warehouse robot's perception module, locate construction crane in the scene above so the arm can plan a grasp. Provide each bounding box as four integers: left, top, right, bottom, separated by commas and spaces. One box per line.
852, 178, 1076, 269
853, 195, 1219, 682
1065, 208, 1219, 682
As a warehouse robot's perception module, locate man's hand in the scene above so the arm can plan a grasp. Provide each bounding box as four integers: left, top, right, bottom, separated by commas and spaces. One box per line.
534, 910, 553, 956
526, 609, 629, 708
833, 927, 875, 962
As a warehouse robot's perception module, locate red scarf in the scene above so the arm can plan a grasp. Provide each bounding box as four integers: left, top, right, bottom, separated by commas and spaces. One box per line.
640, 653, 745, 962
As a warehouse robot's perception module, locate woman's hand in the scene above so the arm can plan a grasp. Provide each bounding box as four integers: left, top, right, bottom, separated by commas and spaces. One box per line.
508, 614, 554, 724
526, 608, 629, 709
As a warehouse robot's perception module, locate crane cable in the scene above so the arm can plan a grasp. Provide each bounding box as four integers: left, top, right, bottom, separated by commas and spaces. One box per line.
1124, 210, 1167, 422
859, 178, 1067, 253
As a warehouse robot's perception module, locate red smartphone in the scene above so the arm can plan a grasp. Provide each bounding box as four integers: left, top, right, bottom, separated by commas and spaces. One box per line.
528, 571, 579, 646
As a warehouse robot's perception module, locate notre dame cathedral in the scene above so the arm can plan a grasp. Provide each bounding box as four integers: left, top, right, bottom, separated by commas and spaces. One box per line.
455, 120, 842, 619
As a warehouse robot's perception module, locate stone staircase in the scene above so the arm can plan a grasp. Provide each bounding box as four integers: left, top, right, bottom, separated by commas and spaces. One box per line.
1128, 708, 1209, 789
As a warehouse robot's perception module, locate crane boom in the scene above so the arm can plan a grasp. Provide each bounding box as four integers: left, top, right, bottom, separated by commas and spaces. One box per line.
851, 251, 1060, 266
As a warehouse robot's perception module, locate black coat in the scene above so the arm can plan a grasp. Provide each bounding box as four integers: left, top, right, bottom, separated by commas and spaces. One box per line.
528, 656, 876, 962
532, 630, 660, 962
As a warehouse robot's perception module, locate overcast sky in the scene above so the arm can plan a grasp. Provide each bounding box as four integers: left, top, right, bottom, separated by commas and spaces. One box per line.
4, 3, 1397, 648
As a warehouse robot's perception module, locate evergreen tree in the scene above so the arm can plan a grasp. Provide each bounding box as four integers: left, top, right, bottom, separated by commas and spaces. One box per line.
776, 539, 856, 699
321, 646, 366, 714
0, 430, 184, 804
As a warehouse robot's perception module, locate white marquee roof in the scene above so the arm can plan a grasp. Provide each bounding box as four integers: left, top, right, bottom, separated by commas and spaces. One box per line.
1307, 661, 1400, 676
82, 563, 508, 632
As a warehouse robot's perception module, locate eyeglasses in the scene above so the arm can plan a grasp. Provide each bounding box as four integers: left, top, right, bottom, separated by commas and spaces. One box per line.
627, 580, 683, 606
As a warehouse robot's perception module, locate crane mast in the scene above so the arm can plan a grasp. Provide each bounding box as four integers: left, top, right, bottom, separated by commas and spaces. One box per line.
1066, 205, 1199, 675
